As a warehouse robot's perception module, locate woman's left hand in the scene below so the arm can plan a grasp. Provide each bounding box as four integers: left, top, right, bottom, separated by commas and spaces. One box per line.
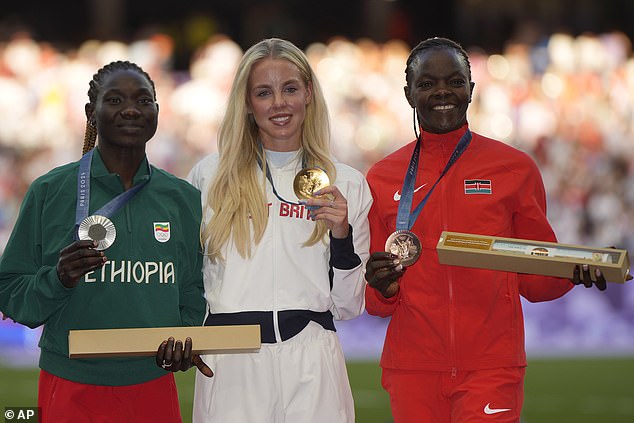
156, 337, 214, 377
304, 185, 349, 239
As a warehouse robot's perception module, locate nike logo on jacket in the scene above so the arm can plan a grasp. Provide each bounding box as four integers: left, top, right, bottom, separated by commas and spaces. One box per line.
483, 403, 512, 415
393, 184, 428, 201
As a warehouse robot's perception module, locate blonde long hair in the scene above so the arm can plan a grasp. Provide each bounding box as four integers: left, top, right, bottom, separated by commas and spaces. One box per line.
202, 38, 336, 261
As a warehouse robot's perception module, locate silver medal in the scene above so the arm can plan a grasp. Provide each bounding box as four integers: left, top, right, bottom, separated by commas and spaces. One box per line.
77, 215, 116, 250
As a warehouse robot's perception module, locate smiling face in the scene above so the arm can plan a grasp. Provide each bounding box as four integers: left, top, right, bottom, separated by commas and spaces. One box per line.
88, 69, 158, 152
247, 58, 312, 151
405, 48, 474, 134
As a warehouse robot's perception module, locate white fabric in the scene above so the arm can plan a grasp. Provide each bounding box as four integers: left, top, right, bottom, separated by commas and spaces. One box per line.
187, 153, 372, 323
263, 148, 299, 167
187, 152, 372, 421
192, 322, 355, 423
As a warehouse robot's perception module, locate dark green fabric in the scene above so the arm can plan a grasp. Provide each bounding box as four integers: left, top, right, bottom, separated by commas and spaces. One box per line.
0, 149, 205, 385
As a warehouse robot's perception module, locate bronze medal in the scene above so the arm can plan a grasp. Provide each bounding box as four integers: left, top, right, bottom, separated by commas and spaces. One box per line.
77, 215, 116, 250
293, 167, 330, 200
385, 230, 421, 267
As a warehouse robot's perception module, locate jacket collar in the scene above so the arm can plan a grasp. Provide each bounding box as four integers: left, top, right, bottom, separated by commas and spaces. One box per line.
420, 124, 469, 150
90, 148, 151, 184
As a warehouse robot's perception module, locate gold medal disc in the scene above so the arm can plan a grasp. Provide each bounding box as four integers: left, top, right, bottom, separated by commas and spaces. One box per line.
385, 230, 421, 267
293, 167, 330, 200
78, 215, 116, 250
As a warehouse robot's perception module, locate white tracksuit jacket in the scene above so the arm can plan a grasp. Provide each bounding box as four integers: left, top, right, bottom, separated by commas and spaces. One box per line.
188, 152, 371, 329
188, 151, 372, 423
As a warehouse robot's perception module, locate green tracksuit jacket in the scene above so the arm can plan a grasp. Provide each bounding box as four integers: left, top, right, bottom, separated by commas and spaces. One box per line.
0, 149, 205, 385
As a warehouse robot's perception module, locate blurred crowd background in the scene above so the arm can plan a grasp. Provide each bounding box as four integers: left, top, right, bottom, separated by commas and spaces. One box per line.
1, 0, 634, 364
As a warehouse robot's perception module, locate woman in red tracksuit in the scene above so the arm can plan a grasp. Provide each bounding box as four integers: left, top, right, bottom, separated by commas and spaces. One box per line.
364, 37, 609, 423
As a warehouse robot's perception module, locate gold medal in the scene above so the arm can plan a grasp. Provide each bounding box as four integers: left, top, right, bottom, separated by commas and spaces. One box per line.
77, 215, 116, 250
385, 230, 421, 267
293, 167, 330, 200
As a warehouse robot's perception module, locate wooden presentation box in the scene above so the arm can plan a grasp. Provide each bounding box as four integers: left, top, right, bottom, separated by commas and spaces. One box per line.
69, 325, 261, 359
436, 231, 630, 283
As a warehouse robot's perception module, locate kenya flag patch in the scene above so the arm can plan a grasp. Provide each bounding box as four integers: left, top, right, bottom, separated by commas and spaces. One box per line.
464, 179, 492, 194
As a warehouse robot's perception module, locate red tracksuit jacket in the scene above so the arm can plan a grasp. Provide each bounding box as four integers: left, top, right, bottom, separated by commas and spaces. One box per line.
365, 124, 573, 372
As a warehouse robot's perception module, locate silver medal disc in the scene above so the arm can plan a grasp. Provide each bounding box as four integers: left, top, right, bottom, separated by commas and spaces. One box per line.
385, 230, 422, 267
77, 215, 116, 250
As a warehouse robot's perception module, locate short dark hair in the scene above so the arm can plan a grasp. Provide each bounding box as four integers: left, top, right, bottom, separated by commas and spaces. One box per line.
405, 37, 472, 87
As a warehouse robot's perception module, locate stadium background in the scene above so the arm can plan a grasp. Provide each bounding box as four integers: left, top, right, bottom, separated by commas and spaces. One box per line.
0, 1, 633, 421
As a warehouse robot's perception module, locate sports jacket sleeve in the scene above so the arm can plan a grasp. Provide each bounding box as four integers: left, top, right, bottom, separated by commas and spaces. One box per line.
364, 182, 400, 317
177, 189, 206, 326
0, 184, 74, 328
329, 173, 372, 320
513, 158, 573, 302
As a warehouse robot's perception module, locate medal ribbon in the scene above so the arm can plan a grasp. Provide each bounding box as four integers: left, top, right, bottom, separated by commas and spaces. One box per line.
74, 149, 152, 240
256, 146, 307, 206
396, 129, 472, 230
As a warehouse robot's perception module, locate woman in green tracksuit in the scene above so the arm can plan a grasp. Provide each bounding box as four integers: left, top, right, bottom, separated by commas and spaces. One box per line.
0, 61, 205, 422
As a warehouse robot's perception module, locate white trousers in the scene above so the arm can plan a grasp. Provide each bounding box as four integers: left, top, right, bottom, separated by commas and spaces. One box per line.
192, 321, 355, 423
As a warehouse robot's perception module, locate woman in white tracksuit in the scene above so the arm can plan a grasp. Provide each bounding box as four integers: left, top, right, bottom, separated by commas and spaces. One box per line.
188, 38, 372, 422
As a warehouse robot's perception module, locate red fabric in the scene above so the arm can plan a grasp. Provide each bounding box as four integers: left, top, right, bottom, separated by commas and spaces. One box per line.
382, 367, 525, 423
365, 125, 573, 372
38, 370, 182, 423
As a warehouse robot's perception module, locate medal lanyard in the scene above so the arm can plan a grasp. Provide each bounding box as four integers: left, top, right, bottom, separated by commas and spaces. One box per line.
74, 149, 152, 240
396, 129, 472, 230
256, 146, 306, 206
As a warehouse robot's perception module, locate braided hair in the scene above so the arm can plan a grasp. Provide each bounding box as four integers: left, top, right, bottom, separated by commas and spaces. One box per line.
82, 61, 157, 155
404, 37, 472, 88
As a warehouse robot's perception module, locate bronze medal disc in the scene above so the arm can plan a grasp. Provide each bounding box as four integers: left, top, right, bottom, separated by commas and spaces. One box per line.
77, 215, 116, 250
293, 167, 330, 200
385, 230, 421, 267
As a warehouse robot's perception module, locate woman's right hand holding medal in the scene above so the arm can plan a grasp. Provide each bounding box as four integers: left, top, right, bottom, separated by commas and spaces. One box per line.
365, 252, 405, 298
56, 240, 107, 288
